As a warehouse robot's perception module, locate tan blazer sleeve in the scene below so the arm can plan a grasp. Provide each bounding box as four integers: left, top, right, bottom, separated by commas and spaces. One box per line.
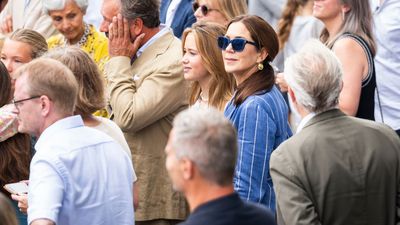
270, 148, 322, 225
106, 56, 186, 132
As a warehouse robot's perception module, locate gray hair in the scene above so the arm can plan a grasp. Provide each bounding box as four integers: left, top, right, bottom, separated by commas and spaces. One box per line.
42, 0, 88, 15
172, 107, 237, 186
120, 0, 160, 28
284, 39, 343, 113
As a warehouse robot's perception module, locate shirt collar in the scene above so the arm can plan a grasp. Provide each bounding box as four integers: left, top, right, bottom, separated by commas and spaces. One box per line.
296, 112, 316, 133
136, 25, 170, 58
35, 115, 84, 151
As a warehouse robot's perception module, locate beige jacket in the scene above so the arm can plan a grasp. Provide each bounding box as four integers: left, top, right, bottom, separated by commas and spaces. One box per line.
105, 30, 188, 221
0, 0, 57, 38
270, 109, 400, 225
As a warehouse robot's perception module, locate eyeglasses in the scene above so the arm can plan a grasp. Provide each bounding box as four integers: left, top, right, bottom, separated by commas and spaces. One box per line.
192, 2, 220, 16
12, 96, 40, 110
217, 36, 259, 52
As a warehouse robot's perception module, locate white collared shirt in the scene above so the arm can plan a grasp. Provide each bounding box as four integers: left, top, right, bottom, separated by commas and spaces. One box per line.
296, 112, 316, 133
373, 0, 400, 130
166, 0, 183, 27
28, 115, 135, 225
136, 25, 171, 58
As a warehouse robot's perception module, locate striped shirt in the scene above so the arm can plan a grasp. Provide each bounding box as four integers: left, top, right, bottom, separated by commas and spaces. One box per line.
224, 86, 292, 211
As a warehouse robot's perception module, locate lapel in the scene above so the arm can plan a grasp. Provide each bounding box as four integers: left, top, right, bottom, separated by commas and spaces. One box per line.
302, 109, 346, 130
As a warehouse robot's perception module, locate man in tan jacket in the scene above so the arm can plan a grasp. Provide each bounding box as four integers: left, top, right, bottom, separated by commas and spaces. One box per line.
270, 40, 400, 225
100, 0, 188, 224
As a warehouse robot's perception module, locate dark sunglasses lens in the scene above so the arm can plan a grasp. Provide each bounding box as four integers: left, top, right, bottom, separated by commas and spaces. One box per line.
231, 38, 246, 52
192, 2, 199, 12
217, 36, 229, 50
200, 5, 209, 15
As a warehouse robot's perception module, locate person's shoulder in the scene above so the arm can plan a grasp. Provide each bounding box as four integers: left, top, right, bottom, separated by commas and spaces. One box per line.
241, 201, 276, 224
350, 117, 400, 142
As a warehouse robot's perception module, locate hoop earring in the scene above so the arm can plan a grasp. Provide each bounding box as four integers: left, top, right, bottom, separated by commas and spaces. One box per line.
257, 63, 264, 71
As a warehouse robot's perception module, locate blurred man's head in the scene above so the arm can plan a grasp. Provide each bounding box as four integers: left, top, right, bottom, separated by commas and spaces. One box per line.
13, 58, 78, 137
284, 39, 343, 114
165, 107, 237, 192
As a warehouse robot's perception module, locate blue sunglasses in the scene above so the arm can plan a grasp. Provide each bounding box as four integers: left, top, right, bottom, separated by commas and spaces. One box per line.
217, 36, 259, 52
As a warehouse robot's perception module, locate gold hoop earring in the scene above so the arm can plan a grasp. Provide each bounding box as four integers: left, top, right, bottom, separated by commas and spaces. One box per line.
257, 63, 264, 71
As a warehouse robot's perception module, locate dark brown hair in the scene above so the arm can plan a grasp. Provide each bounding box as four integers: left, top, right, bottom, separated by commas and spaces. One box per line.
229, 15, 279, 106
0, 61, 31, 197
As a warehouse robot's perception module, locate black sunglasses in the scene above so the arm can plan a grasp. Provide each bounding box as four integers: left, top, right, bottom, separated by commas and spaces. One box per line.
192, 2, 220, 16
217, 36, 259, 52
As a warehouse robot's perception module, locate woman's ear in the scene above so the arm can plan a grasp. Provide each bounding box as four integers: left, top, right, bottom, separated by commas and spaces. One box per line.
342, 3, 351, 13
257, 47, 268, 64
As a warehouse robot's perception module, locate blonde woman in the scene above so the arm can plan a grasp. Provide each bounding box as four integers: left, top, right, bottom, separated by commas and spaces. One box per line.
182, 21, 235, 110
192, 0, 247, 25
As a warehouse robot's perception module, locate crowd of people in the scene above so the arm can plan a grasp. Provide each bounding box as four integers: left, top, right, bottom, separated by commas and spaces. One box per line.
0, 0, 399, 225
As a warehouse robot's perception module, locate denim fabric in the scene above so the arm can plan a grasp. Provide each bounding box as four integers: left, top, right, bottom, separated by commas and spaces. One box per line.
224, 86, 292, 211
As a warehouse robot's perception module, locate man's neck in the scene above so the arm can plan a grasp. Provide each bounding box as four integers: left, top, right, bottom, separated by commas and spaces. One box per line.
140, 26, 161, 46
185, 182, 234, 212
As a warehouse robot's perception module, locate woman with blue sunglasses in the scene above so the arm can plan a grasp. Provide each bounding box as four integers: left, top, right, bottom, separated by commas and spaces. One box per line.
222, 15, 292, 211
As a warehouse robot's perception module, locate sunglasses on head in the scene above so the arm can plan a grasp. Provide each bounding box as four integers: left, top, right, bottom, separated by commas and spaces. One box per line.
192, 2, 219, 16
217, 36, 259, 52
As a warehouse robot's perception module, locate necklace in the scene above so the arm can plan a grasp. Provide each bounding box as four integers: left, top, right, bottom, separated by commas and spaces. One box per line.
64, 23, 90, 47
199, 92, 209, 102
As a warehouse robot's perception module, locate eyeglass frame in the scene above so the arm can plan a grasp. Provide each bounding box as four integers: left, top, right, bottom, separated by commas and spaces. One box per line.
192, 2, 221, 16
12, 96, 41, 110
217, 36, 259, 52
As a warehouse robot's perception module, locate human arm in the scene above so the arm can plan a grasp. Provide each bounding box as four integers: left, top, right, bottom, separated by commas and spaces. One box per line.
333, 38, 368, 116
0, 104, 19, 142
270, 149, 322, 225
133, 182, 139, 210
27, 157, 64, 225
233, 101, 277, 207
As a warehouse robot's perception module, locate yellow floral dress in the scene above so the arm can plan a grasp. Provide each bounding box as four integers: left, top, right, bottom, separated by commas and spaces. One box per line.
47, 24, 109, 117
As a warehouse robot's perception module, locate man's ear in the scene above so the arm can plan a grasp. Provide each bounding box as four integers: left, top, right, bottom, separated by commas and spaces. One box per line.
40, 95, 51, 117
181, 159, 194, 180
130, 18, 144, 36
288, 87, 297, 105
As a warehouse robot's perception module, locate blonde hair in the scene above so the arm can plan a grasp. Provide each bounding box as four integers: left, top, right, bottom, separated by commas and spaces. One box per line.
9, 29, 48, 59
217, 0, 248, 21
182, 21, 235, 110
320, 0, 375, 55
44, 47, 106, 116
14, 58, 78, 115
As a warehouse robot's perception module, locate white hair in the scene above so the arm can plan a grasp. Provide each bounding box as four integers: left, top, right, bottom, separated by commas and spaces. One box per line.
172, 107, 237, 186
42, 0, 88, 15
284, 39, 343, 113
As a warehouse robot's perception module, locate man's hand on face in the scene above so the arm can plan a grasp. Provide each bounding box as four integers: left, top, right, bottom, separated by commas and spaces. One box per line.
108, 14, 145, 58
